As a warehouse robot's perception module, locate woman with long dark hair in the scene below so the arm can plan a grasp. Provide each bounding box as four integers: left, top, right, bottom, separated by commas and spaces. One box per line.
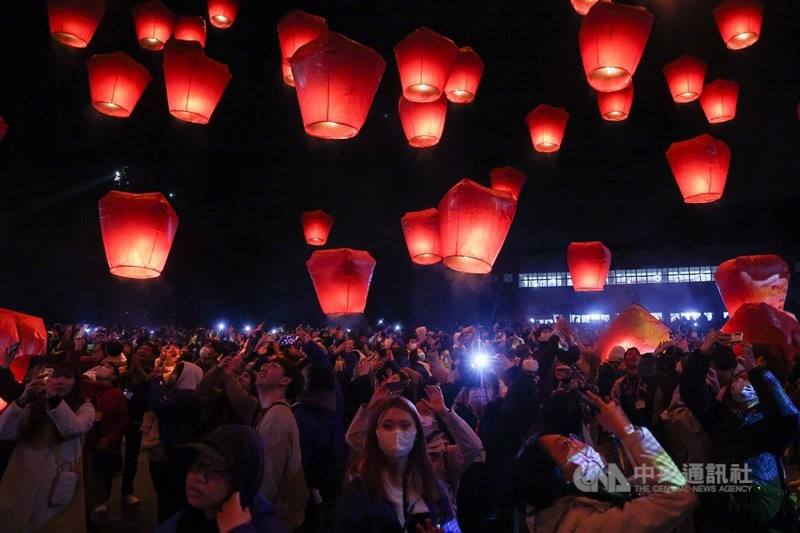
0, 360, 95, 532
336, 395, 453, 533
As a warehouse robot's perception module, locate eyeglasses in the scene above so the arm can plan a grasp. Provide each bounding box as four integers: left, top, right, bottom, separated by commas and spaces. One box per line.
189, 460, 231, 482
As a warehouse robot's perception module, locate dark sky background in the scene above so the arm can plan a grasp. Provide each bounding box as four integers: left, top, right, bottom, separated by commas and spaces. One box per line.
1, 0, 799, 327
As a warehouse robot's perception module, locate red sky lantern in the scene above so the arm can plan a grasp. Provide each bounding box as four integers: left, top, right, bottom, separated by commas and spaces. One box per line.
174, 15, 207, 48
394, 27, 459, 103
571, 0, 610, 16
0, 116, 7, 142
87, 52, 151, 118
439, 179, 517, 274
596, 83, 633, 121
721, 303, 800, 360
713, 0, 763, 50
401, 208, 442, 265
598, 304, 670, 361
163, 41, 232, 124
665, 133, 731, 204
699, 79, 739, 124
277, 10, 328, 87
208, 0, 239, 29
98, 191, 179, 279
398, 94, 447, 148
290, 32, 386, 140
444, 46, 484, 104
301, 210, 334, 246
489, 166, 526, 202
47, 0, 105, 48
0, 309, 48, 382
132, 1, 174, 51
306, 249, 376, 316
716, 255, 789, 316
662, 55, 707, 103
567, 241, 612, 291
578, 3, 653, 92
526, 104, 569, 153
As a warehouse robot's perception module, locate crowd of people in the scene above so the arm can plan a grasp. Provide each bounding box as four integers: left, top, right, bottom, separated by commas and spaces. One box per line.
0, 316, 799, 532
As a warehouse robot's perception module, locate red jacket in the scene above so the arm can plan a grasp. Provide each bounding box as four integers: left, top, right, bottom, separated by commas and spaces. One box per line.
88, 384, 129, 446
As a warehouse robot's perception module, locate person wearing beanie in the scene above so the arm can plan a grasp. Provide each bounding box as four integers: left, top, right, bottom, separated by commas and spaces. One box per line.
156, 425, 286, 533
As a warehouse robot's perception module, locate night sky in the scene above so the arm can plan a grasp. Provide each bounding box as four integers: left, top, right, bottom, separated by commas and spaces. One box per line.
1, 1, 799, 327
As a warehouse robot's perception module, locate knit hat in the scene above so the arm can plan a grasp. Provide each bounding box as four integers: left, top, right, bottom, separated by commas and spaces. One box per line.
608, 346, 625, 363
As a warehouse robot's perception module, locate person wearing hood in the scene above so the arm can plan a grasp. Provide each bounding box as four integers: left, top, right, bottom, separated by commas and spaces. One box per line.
156, 425, 286, 533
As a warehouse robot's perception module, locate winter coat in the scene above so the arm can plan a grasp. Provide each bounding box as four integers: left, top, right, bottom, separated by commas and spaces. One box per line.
87, 383, 128, 446
155, 493, 286, 533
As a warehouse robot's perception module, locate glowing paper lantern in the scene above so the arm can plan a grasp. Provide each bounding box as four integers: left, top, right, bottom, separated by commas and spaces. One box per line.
665, 133, 731, 204
489, 166, 527, 202
526, 104, 569, 153
578, 3, 653, 92
98, 191, 179, 279
438, 179, 517, 274
306, 249, 376, 316
567, 241, 612, 291
394, 27, 459, 103
713, 0, 763, 50
290, 32, 386, 140
721, 303, 800, 358
401, 208, 442, 265
87, 52, 151, 118
598, 304, 670, 361
174, 16, 207, 48
0, 116, 7, 142
132, 1, 174, 51
571, 0, 610, 16
0, 309, 47, 382
277, 10, 328, 87
398, 95, 447, 148
662, 55, 707, 103
208, 0, 239, 29
301, 210, 334, 246
163, 41, 231, 124
596, 83, 633, 121
444, 46, 484, 104
699, 79, 739, 124
715, 255, 789, 316
47, 0, 105, 48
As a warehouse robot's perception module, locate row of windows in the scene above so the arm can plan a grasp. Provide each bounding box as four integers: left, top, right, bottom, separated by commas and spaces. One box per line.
530, 311, 729, 324
517, 266, 717, 288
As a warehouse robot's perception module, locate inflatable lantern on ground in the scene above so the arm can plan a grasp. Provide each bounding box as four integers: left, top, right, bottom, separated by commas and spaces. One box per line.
578, 3, 653, 92
489, 166, 526, 202
662, 55, 707, 103
665, 133, 731, 204
394, 27, 459, 103
398, 94, 447, 148
306, 249, 376, 316
715, 255, 789, 316
571, 0, 610, 16
713, 0, 763, 50
174, 15, 207, 48
401, 208, 442, 265
87, 52, 151, 118
301, 210, 334, 246
277, 10, 328, 87
721, 303, 800, 360
699, 79, 739, 124
290, 32, 386, 140
598, 304, 670, 361
47, 0, 105, 48
0, 308, 47, 382
526, 104, 569, 153
596, 83, 633, 121
444, 46, 484, 104
208, 0, 239, 29
567, 241, 612, 291
98, 191, 179, 279
438, 179, 517, 274
132, 1, 175, 51
163, 41, 231, 124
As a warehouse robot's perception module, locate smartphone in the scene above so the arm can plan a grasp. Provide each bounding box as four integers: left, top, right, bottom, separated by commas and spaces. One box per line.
279, 335, 299, 347
39, 367, 55, 381
729, 332, 743, 343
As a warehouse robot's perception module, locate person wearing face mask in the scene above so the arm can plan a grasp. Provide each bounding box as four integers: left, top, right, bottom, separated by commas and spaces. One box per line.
336, 396, 455, 533
513, 391, 696, 532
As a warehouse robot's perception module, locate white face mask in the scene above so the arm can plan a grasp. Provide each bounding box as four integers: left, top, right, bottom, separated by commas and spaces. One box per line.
417, 352, 426, 362
376, 427, 417, 460
419, 414, 436, 436
563, 444, 606, 484
199, 346, 211, 360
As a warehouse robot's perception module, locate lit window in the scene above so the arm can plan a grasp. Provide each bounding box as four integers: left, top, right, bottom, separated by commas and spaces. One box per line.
650, 312, 663, 320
